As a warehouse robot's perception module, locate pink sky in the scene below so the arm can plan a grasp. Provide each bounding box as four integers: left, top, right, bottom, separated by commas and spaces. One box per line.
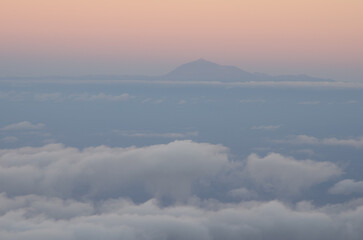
0, 0, 362, 80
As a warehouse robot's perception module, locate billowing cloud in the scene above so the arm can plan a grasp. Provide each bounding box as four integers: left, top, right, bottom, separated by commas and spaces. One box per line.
277, 135, 363, 148
0, 141, 345, 200
1, 194, 363, 240
329, 179, 363, 195
1, 121, 45, 131
245, 153, 342, 196
0, 141, 228, 201
0, 140, 361, 239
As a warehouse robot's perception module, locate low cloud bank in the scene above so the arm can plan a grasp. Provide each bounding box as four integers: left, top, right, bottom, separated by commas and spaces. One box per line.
0, 140, 360, 239
0, 141, 229, 201
0, 141, 343, 201
1, 194, 363, 240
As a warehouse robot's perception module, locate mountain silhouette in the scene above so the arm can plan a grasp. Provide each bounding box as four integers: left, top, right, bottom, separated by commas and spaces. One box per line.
0, 59, 333, 82
161, 58, 254, 82
161, 59, 332, 82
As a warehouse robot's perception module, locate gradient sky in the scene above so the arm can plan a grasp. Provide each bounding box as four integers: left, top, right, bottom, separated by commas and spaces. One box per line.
0, 0, 362, 80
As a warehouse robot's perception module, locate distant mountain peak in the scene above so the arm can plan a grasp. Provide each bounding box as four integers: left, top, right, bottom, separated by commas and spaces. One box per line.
196, 57, 207, 62
160, 59, 333, 82
182, 58, 220, 67
194, 58, 212, 63
162, 59, 253, 82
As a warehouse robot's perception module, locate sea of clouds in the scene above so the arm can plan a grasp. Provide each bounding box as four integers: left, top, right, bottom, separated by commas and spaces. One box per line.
1, 140, 363, 239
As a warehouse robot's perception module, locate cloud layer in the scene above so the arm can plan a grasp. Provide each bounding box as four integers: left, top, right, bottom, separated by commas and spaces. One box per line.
0, 91, 132, 102
0, 141, 343, 201
0, 141, 229, 201
1, 194, 363, 240
0, 140, 360, 239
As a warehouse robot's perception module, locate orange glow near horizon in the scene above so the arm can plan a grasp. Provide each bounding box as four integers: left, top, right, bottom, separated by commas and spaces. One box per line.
0, 0, 362, 78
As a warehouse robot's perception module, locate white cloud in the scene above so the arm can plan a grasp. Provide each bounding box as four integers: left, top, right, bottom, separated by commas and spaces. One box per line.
0, 193, 94, 219
320, 137, 363, 148
34, 93, 63, 102
142, 98, 152, 103
70, 93, 132, 101
278, 135, 363, 148
114, 130, 198, 139
0, 141, 361, 239
1, 195, 363, 240
1, 121, 45, 131
245, 153, 342, 196
251, 125, 280, 131
0, 141, 345, 200
329, 179, 363, 195
0, 141, 228, 201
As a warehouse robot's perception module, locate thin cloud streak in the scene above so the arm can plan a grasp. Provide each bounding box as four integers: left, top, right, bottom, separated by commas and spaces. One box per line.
113, 130, 198, 139
251, 125, 281, 131
69, 93, 132, 102
276, 135, 363, 148
2, 79, 363, 89
1, 121, 45, 131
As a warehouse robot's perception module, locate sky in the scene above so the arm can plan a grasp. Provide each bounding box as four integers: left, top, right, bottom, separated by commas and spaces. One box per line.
0, 0, 362, 80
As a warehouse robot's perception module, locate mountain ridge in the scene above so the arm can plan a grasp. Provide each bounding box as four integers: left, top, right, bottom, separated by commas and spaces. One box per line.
0, 59, 334, 82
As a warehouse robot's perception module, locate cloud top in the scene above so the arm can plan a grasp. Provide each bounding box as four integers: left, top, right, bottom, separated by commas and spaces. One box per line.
246, 153, 342, 196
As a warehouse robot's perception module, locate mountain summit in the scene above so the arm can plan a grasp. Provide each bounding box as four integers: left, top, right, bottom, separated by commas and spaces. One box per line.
162, 59, 254, 82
